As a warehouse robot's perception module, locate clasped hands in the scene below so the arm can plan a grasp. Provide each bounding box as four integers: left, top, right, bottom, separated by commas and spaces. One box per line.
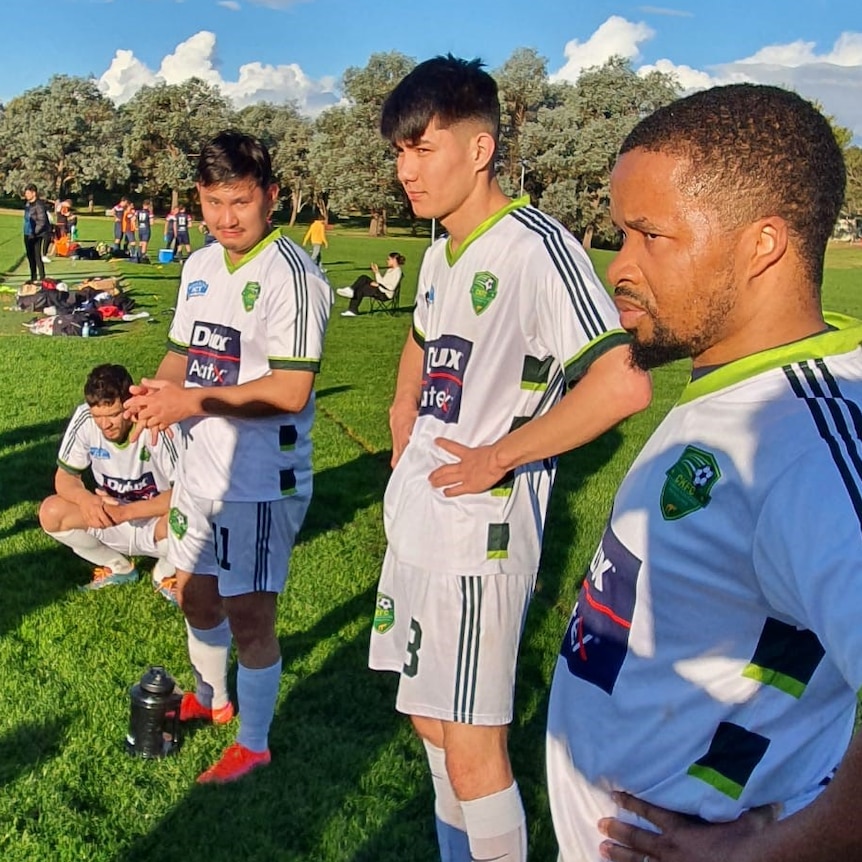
123, 378, 185, 443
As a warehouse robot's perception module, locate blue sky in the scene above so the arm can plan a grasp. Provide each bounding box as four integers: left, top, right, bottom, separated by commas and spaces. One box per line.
4, 0, 861, 140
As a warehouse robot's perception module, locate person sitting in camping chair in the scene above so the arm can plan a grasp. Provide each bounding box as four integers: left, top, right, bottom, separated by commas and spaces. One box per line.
336, 252, 405, 317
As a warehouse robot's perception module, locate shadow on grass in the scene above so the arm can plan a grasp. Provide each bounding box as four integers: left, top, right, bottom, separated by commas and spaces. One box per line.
0, 716, 69, 788
300, 450, 391, 540
0, 420, 63, 542
0, 547, 78, 638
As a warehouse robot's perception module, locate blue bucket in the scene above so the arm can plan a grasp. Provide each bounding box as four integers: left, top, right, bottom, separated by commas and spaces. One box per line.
158, 249, 174, 263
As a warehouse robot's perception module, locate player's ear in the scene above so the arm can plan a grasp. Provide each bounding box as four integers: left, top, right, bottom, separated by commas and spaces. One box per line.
266, 183, 280, 210
745, 216, 788, 280
473, 130, 497, 173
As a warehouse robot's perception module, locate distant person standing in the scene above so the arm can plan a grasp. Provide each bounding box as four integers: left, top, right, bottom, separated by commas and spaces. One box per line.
302, 217, 328, 266
122, 201, 137, 257
112, 196, 128, 250
22, 184, 50, 283
163, 208, 177, 251
175, 205, 192, 259
136, 200, 154, 260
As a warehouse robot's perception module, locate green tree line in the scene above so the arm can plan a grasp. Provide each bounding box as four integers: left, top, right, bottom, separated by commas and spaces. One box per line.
0, 51, 857, 244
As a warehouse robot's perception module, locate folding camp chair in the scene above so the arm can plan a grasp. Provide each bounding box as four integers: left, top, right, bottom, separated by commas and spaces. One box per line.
368, 277, 402, 316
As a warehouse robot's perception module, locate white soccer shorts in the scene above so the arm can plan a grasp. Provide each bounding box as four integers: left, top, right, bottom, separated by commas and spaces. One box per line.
90, 517, 162, 558
368, 548, 536, 725
166, 481, 309, 597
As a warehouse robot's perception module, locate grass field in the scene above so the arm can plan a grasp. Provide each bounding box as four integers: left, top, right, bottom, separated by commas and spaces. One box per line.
0, 209, 860, 861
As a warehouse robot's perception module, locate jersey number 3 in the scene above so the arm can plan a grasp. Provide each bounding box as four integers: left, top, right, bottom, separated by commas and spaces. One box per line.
403, 618, 422, 678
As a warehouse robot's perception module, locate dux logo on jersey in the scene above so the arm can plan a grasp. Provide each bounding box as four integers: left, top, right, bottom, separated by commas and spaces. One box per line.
186, 321, 241, 387
661, 445, 721, 520
419, 334, 473, 424
560, 523, 641, 695
100, 471, 158, 502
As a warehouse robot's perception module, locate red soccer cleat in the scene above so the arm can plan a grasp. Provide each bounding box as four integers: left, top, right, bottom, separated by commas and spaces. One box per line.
196, 743, 271, 784
179, 691, 235, 725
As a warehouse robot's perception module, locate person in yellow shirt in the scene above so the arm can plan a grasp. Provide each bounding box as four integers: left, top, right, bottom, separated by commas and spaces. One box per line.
302, 217, 328, 266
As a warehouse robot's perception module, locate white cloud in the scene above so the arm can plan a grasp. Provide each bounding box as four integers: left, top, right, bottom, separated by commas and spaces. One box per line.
552, 18, 862, 143
218, 1, 241, 10
638, 5, 693, 17
551, 15, 654, 82
97, 30, 338, 114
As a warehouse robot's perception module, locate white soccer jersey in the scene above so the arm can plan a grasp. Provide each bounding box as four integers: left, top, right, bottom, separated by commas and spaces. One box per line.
167, 231, 331, 502
57, 405, 178, 501
547, 315, 862, 861
383, 198, 629, 575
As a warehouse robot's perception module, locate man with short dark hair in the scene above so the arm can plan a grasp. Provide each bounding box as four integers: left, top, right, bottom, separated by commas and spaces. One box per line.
368, 55, 651, 862
547, 84, 861, 862
125, 130, 331, 784
23, 184, 50, 282
39, 364, 178, 598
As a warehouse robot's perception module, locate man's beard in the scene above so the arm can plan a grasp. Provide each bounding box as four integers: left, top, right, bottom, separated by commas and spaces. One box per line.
630, 318, 696, 370
625, 284, 735, 372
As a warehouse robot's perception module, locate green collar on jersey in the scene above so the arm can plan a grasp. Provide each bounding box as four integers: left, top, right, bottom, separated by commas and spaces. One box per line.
445, 195, 530, 267
222, 228, 281, 274
678, 312, 862, 404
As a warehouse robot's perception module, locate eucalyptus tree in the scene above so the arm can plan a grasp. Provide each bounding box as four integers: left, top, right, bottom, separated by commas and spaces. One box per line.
0, 75, 126, 202
121, 78, 234, 209
493, 47, 559, 198
522, 57, 678, 247
309, 51, 415, 234
235, 102, 313, 225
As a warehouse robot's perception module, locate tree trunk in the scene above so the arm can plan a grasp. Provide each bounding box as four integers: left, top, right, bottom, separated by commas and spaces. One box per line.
88, 193, 94, 213
582, 223, 594, 250
369, 209, 387, 237
171, 188, 179, 211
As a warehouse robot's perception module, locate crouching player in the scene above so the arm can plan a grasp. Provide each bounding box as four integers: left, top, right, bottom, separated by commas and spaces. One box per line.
39, 363, 179, 602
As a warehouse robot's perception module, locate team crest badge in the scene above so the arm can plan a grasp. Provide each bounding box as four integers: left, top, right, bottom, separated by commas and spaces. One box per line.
139, 447, 150, 462
470, 271, 498, 315
242, 281, 261, 312
661, 445, 721, 520
374, 593, 395, 634
169, 507, 188, 539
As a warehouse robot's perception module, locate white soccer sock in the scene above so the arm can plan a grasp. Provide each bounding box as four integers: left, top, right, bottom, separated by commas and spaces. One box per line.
186, 619, 232, 710
235, 658, 281, 754
423, 740, 471, 862
46, 529, 133, 572
152, 540, 174, 581
461, 782, 527, 862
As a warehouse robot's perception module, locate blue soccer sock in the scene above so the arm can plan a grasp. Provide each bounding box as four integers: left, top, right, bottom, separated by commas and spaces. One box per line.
235, 658, 282, 754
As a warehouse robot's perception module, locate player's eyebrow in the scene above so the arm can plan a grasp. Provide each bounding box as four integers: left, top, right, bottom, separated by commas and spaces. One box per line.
625, 216, 665, 234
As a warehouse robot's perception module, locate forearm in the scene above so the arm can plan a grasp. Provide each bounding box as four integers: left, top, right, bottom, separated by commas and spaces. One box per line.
184, 370, 315, 420
390, 335, 424, 414
748, 734, 862, 861
491, 345, 651, 472
113, 489, 171, 522
55, 469, 95, 506
157, 350, 188, 384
